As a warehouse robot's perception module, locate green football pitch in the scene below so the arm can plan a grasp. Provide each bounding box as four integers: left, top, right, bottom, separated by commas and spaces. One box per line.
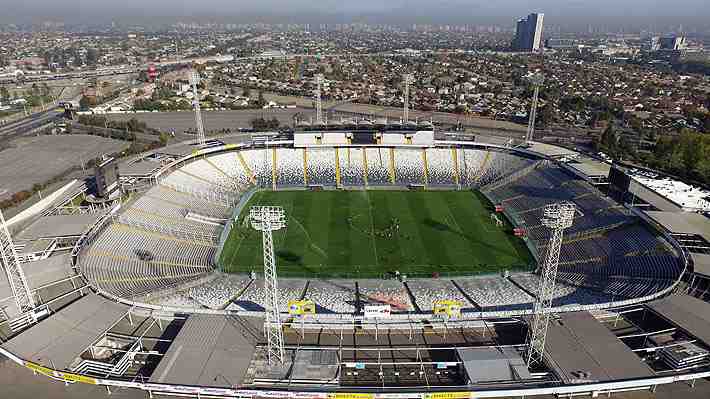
219, 190, 533, 278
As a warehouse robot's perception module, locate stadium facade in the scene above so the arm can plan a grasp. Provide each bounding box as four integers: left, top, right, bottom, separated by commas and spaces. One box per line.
1, 129, 709, 398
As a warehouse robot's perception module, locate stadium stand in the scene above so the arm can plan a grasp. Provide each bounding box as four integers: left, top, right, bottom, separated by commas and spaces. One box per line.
73, 144, 684, 315
275, 148, 304, 186
303, 279, 357, 313
365, 148, 391, 185
305, 148, 337, 185
0, 140, 698, 399
339, 147, 366, 186
394, 148, 425, 186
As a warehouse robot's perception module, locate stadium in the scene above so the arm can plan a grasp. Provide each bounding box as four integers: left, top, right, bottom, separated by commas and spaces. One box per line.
2, 124, 710, 399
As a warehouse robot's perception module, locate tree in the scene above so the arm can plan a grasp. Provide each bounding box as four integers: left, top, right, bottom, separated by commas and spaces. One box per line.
453, 104, 468, 114
669, 149, 685, 173
597, 124, 618, 156
695, 157, 710, 182
86, 48, 99, 65
0, 86, 8, 102
159, 132, 170, 146
256, 90, 265, 107
537, 104, 555, 128
79, 96, 92, 110
268, 117, 280, 129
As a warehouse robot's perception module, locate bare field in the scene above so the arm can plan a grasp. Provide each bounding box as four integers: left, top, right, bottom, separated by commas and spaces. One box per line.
0, 134, 129, 200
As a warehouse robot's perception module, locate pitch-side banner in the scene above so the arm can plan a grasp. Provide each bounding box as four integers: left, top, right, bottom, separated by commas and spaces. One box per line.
363, 304, 391, 318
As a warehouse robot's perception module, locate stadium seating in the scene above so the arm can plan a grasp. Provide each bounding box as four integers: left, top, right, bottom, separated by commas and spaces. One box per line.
394, 149, 425, 186
406, 279, 472, 311
77, 145, 684, 313
426, 148, 457, 186
81, 224, 215, 298
365, 148, 391, 185
339, 148, 366, 186
456, 276, 533, 311
482, 162, 683, 299
305, 148, 337, 185
304, 279, 357, 313
275, 148, 304, 186
229, 279, 307, 312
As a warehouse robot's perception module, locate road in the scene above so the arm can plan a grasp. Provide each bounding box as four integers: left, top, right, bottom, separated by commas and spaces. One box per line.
0, 108, 62, 143
106, 108, 305, 133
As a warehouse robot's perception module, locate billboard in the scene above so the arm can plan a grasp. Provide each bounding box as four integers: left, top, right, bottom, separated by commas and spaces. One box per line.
433, 300, 462, 318
95, 156, 119, 198
363, 304, 391, 318
288, 299, 316, 315
609, 166, 631, 193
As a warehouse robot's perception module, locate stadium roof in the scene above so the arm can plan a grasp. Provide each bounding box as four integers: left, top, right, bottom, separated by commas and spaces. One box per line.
691, 253, 710, 278
119, 160, 161, 176
17, 213, 103, 240
457, 347, 531, 383
527, 142, 578, 158
649, 295, 710, 347
150, 315, 261, 387
645, 211, 710, 241
567, 160, 611, 179
0, 254, 73, 301
544, 311, 654, 384
2, 294, 128, 370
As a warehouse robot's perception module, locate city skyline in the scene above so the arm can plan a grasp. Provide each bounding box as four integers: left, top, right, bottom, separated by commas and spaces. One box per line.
0, 0, 709, 32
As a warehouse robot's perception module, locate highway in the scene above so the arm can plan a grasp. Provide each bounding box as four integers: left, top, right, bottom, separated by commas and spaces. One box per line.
0, 108, 62, 143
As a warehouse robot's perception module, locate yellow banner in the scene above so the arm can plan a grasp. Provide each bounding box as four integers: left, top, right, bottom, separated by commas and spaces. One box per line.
57, 372, 98, 385
25, 362, 97, 384
328, 393, 375, 399
25, 362, 55, 377
288, 299, 316, 315
424, 392, 472, 399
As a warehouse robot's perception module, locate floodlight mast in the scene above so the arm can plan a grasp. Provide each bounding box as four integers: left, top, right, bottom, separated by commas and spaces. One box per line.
403, 74, 415, 124
0, 208, 36, 320
526, 201, 575, 367
189, 70, 206, 146
525, 74, 545, 144
315, 74, 324, 125
250, 206, 287, 365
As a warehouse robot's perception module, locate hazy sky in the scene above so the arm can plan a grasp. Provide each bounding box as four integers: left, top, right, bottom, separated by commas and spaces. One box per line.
3, 0, 709, 27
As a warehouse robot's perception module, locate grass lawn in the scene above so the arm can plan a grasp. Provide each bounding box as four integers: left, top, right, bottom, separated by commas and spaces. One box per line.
219, 190, 533, 278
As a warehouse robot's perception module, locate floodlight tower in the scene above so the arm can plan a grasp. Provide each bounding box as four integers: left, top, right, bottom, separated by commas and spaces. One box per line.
403, 74, 415, 124
0, 208, 35, 319
526, 202, 576, 367
189, 69, 206, 146
315, 74, 324, 125
525, 73, 544, 144
250, 206, 287, 365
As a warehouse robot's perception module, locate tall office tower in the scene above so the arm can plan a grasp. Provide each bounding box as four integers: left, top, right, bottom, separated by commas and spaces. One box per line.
513, 13, 545, 52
